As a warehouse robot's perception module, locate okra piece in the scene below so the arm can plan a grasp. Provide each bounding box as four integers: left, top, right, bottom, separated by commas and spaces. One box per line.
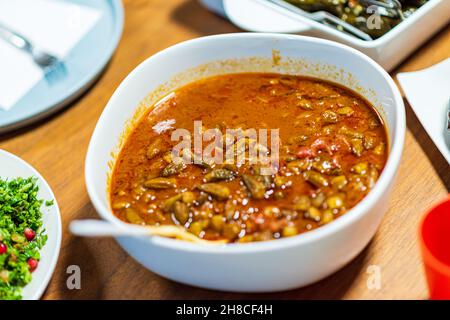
322, 110, 338, 124
304, 171, 328, 188
204, 168, 235, 182
331, 175, 348, 190
373, 143, 385, 155
279, 77, 296, 87
161, 162, 184, 177
144, 177, 177, 189
326, 195, 344, 209
242, 175, 266, 199
287, 159, 311, 174
274, 191, 285, 199
339, 126, 364, 139
311, 192, 326, 207
125, 208, 144, 224
336, 107, 354, 116
238, 235, 254, 243
173, 201, 190, 224
211, 214, 225, 231
322, 209, 334, 224
198, 183, 230, 200
162, 151, 173, 163
162, 194, 183, 212
222, 223, 241, 240
189, 221, 204, 236
181, 191, 196, 204
364, 135, 376, 150
306, 207, 322, 222
288, 134, 309, 144
352, 162, 369, 175
146, 137, 165, 160
274, 175, 292, 188
112, 201, 130, 210
297, 98, 313, 110
293, 195, 311, 211
351, 138, 364, 157
282, 225, 298, 237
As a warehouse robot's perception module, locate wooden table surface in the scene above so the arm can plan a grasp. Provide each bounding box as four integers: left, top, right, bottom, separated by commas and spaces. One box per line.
1, 0, 449, 300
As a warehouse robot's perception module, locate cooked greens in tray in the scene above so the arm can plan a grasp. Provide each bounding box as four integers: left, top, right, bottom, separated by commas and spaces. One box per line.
284, 0, 429, 38
0, 177, 49, 300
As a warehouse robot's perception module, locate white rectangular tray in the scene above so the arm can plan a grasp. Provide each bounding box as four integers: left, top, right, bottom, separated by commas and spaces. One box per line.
200, 0, 450, 71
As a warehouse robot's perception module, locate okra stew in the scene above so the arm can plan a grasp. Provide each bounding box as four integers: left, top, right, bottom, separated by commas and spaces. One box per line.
110, 73, 388, 243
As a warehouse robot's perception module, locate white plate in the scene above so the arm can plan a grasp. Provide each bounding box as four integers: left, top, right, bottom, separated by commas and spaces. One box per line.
0, 0, 124, 134
0, 149, 62, 300
397, 58, 450, 165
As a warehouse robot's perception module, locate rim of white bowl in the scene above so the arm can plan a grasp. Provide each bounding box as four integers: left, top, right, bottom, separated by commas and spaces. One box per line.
0, 149, 62, 299
85, 33, 405, 254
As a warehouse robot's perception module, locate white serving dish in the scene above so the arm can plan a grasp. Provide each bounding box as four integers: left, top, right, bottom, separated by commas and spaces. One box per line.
200, 0, 450, 71
0, 149, 62, 300
85, 33, 405, 292
397, 58, 450, 165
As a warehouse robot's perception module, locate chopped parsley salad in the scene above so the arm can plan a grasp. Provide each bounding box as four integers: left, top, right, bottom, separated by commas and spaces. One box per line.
0, 177, 50, 300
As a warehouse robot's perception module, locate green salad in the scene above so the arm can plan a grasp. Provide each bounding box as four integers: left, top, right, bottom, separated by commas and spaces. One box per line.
0, 177, 49, 300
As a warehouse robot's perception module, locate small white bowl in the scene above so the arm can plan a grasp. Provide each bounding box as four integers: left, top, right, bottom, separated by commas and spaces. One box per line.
85, 33, 405, 292
0, 149, 62, 300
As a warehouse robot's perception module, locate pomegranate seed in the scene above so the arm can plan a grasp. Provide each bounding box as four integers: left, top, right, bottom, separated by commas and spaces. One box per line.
311, 137, 332, 154
296, 147, 314, 159
0, 243, 7, 254
24, 228, 36, 241
28, 258, 38, 272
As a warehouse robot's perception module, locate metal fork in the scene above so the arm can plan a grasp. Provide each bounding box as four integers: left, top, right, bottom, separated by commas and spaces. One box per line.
266, 0, 373, 40
266, 0, 405, 41
0, 23, 66, 84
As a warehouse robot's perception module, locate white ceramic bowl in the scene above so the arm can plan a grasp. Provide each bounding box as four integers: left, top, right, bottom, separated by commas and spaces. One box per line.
0, 149, 61, 299
85, 33, 405, 292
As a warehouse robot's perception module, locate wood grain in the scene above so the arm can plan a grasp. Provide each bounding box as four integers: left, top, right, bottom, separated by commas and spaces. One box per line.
0, 0, 449, 300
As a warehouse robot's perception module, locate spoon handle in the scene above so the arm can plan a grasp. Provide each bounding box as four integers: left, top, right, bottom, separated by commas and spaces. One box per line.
69, 219, 148, 237
70, 219, 228, 245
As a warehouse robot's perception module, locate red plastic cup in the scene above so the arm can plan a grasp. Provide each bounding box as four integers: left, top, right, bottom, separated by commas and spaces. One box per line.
419, 195, 450, 300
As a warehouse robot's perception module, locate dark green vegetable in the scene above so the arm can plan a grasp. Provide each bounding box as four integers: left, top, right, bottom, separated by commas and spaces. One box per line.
198, 183, 230, 200
285, 0, 429, 39
173, 201, 190, 225
161, 162, 184, 177
204, 169, 235, 182
242, 175, 266, 199
0, 177, 48, 300
125, 208, 144, 224
304, 171, 329, 188
322, 110, 338, 124
144, 177, 177, 189
162, 194, 183, 212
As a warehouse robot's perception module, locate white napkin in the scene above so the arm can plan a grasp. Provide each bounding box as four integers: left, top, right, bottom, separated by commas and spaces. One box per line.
397, 58, 450, 165
0, 0, 102, 110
